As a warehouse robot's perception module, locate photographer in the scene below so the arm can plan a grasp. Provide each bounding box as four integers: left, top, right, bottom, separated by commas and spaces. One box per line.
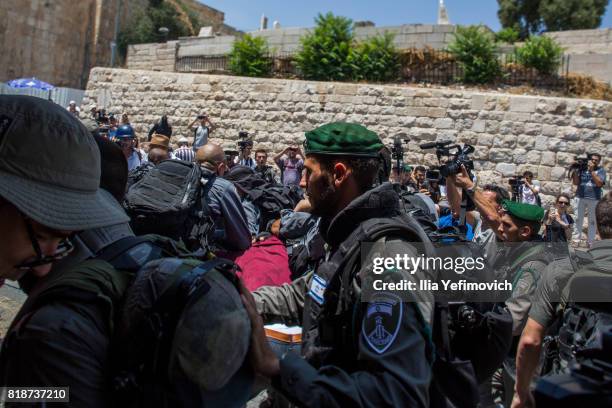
189, 113, 215, 151
274, 145, 304, 187
236, 139, 256, 169
543, 193, 574, 242
571, 153, 606, 247
519, 171, 541, 206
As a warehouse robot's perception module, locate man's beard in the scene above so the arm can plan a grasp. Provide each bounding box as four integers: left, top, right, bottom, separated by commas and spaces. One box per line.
308, 175, 337, 218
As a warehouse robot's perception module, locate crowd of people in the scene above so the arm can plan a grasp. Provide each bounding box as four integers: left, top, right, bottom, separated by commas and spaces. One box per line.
0, 95, 610, 408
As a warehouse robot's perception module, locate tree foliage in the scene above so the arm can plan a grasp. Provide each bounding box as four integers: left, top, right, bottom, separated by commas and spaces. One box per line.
351, 33, 400, 82
539, 0, 608, 32
496, 27, 520, 43
228, 34, 272, 77
498, 0, 608, 38
117, 0, 198, 59
295, 12, 355, 81
448, 26, 501, 84
516, 35, 564, 74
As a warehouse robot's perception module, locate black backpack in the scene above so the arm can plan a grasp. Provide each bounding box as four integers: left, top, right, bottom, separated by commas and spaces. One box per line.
124, 160, 213, 252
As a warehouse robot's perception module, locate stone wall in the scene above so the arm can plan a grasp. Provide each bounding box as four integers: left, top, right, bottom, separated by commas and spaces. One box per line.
83, 67, 612, 204
0, 0, 97, 88
545, 28, 612, 54
126, 41, 178, 71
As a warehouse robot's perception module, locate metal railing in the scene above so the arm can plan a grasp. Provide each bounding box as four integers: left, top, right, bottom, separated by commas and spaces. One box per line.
175, 49, 570, 90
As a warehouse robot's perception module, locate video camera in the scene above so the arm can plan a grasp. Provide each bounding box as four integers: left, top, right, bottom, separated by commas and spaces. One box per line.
389, 136, 410, 176
237, 131, 253, 152
426, 169, 441, 182
568, 154, 593, 177
419, 141, 475, 178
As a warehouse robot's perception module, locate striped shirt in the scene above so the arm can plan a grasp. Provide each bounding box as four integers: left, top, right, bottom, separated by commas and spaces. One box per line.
174, 146, 195, 162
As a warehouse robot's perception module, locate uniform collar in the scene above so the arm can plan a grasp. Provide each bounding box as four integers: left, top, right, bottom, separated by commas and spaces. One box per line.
589, 239, 612, 263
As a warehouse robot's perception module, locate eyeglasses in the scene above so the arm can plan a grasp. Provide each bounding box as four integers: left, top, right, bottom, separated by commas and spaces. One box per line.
557, 201, 569, 206
14, 216, 75, 270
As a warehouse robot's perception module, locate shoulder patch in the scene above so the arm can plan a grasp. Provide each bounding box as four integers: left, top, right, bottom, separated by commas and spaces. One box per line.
362, 293, 403, 354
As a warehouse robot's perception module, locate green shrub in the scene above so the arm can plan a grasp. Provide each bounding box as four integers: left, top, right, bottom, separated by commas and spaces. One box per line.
295, 12, 355, 81
496, 27, 520, 44
448, 26, 501, 84
516, 36, 564, 75
351, 33, 400, 82
228, 34, 271, 77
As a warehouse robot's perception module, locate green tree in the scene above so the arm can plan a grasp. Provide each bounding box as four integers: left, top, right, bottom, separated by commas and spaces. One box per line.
516, 35, 563, 74
496, 27, 520, 43
448, 26, 501, 84
498, 0, 608, 38
539, 0, 608, 32
117, 0, 196, 59
351, 33, 400, 82
295, 12, 355, 81
228, 34, 272, 77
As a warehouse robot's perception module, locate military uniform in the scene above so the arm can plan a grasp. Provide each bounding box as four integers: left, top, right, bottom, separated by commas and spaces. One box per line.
253, 123, 434, 407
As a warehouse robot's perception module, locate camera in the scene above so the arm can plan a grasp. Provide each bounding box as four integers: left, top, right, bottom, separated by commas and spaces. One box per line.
426, 169, 440, 181
391, 136, 409, 161
237, 131, 253, 151
197, 114, 207, 120
420, 141, 474, 178
568, 154, 592, 177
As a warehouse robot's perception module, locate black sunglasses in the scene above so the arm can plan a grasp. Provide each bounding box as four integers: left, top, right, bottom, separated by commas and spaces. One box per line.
14, 217, 75, 270
557, 201, 569, 205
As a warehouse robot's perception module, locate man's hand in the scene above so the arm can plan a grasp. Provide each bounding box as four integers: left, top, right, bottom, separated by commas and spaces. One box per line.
239, 280, 281, 378
453, 165, 474, 190
511, 390, 535, 408
588, 159, 597, 172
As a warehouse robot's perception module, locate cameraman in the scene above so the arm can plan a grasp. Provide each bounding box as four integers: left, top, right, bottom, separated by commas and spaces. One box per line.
571, 153, 606, 247
189, 113, 215, 151
519, 171, 541, 206
274, 145, 304, 187
236, 140, 256, 169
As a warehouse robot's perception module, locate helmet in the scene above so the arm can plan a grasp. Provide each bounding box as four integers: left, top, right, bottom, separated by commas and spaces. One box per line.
115, 124, 135, 139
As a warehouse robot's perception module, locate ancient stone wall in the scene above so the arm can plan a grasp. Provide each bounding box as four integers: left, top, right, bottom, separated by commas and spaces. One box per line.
126, 41, 177, 71
84, 67, 612, 204
0, 0, 97, 88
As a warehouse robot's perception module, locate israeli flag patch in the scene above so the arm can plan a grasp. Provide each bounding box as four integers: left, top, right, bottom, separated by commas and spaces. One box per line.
308, 274, 327, 305
362, 293, 403, 354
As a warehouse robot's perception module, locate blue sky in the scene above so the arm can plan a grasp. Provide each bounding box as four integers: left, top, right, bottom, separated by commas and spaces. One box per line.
201, 0, 611, 32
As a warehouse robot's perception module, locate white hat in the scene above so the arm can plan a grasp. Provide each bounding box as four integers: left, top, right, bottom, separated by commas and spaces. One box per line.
178, 137, 190, 144
69, 100, 76, 105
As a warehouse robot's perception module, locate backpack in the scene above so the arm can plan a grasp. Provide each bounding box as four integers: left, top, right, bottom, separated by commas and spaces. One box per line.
127, 162, 155, 189
556, 251, 612, 372
235, 234, 292, 291
123, 160, 213, 252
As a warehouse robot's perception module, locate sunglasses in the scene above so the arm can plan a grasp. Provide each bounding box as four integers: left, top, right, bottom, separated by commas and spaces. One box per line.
15, 217, 75, 270
557, 201, 569, 206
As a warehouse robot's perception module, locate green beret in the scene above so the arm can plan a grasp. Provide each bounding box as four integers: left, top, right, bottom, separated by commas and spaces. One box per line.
501, 200, 544, 222
304, 122, 383, 158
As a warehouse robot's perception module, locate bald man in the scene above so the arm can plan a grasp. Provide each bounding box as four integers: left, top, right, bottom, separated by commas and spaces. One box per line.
196, 144, 250, 252
148, 147, 170, 165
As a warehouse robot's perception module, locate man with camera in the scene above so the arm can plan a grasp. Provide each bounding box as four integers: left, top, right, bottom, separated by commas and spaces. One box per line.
274, 145, 304, 187
571, 153, 606, 247
189, 113, 215, 152
519, 171, 541, 206
236, 132, 256, 169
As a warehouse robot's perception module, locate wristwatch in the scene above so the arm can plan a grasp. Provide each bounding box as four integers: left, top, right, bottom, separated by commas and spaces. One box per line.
465, 185, 476, 195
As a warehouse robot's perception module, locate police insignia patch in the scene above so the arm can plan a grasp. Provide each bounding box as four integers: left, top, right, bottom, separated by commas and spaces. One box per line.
362, 293, 403, 354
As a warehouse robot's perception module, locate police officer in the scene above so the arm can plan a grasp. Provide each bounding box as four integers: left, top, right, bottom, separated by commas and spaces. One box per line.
240, 122, 434, 407
512, 192, 612, 408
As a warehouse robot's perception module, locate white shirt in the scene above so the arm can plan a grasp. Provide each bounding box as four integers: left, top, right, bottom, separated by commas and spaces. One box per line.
520, 180, 541, 205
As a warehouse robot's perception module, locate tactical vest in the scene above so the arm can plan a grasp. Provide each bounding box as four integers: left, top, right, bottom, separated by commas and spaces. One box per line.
300, 214, 434, 369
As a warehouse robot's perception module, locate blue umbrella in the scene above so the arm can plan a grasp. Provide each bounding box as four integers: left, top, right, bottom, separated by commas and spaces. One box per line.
7, 77, 55, 91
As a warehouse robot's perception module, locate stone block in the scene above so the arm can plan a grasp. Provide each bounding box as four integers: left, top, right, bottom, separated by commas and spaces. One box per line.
550, 167, 566, 181
510, 97, 537, 112
495, 163, 517, 177
541, 151, 556, 165
434, 118, 454, 129
472, 120, 486, 133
